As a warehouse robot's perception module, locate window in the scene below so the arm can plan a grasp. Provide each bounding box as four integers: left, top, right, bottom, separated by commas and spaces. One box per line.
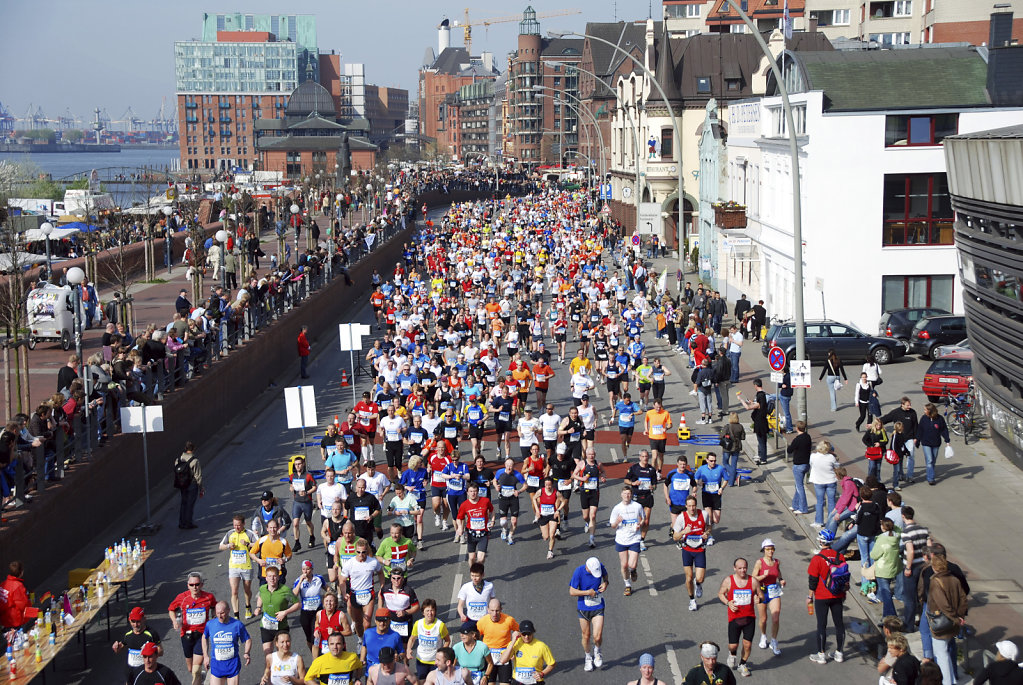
894, 0, 912, 16
882, 173, 954, 246
827, 325, 858, 338
660, 127, 673, 159
834, 9, 851, 24
726, 78, 741, 91
685, 3, 701, 17
696, 77, 711, 93
871, 32, 911, 45
882, 275, 954, 310
885, 113, 958, 146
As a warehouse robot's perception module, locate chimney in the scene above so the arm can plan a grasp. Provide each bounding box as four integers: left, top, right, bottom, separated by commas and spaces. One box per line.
439, 18, 451, 53
990, 8, 1013, 47
808, 17, 818, 33
482, 51, 494, 73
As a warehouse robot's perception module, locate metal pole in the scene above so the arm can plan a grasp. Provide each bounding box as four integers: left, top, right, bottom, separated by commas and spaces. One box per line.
723, 0, 807, 423
141, 406, 152, 524
44, 237, 52, 276
298, 387, 309, 462
349, 348, 357, 407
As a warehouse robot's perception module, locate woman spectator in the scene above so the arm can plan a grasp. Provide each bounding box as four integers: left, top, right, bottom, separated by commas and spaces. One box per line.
871, 519, 902, 619
889, 420, 911, 492
852, 484, 883, 597
916, 404, 951, 487
862, 355, 883, 388
819, 349, 847, 412
824, 466, 858, 537
862, 417, 889, 482
922, 552, 968, 685
785, 421, 811, 514
29, 404, 56, 481
854, 373, 872, 431
877, 632, 920, 685
808, 442, 839, 529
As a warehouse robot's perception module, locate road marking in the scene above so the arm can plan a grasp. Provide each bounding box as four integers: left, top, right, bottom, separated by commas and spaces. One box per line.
608, 447, 619, 463
449, 569, 463, 621
665, 645, 684, 683
640, 554, 658, 596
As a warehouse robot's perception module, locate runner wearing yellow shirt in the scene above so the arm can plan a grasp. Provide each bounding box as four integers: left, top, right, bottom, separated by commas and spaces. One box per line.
643, 401, 673, 471
219, 514, 256, 619
500, 620, 555, 685
511, 366, 532, 416
569, 349, 592, 376
304, 632, 363, 684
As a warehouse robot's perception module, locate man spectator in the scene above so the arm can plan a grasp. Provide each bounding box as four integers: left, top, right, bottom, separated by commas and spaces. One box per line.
972, 640, 1023, 685
733, 295, 751, 330
707, 292, 726, 334
899, 506, 929, 632
751, 300, 767, 341
175, 289, 192, 318
57, 355, 79, 395
174, 441, 204, 530
297, 325, 311, 379
881, 397, 920, 483
726, 326, 743, 384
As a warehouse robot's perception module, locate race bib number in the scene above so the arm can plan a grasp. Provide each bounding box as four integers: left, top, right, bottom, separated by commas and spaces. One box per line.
501, 485, 515, 498
354, 590, 373, 606
637, 477, 651, 491
584, 478, 598, 491
570, 431, 581, 442
583, 593, 602, 607
535, 374, 546, 382
767, 584, 783, 601
622, 518, 637, 531
469, 516, 486, 531
526, 475, 540, 488
386, 430, 400, 441
261, 614, 279, 630
127, 649, 143, 667
540, 503, 555, 516
355, 506, 370, 521
214, 645, 236, 661
420, 635, 438, 648
447, 477, 463, 491
411, 433, 424, 443
302, 596, 320, 611
230, 550, 249, 568
467, 601, 487, 620
185, 607, 206, 626
557, 479, 572, 491
395, 508, 410, 517
470, 669, 485, 685
705, 482, 720, 494
498, 411, 511, 422
515, 667, 537, 684
490, 648, 504, 664
292, 479, 306, 493
444, 426, 457, 438
327, 541, 337, 556
327, 674, 351, 685
686, 535, 704, 548
672, 478, 690, 491
651, 425, 665, 437
391, 620, 409, 637
733, 588, 753, 606
265, 557, 281, 569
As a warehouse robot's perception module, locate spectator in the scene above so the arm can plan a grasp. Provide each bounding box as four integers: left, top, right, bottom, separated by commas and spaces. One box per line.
297, 325, 311, 379
174, 441, 204, 530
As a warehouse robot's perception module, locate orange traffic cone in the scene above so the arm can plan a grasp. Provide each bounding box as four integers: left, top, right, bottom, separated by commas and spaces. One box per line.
678, 412, 691, 441
334, 415, 340, 430
340, 369, 349, 387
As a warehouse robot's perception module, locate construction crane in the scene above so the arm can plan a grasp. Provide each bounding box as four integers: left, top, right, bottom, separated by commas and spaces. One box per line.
452, 7, 581, 55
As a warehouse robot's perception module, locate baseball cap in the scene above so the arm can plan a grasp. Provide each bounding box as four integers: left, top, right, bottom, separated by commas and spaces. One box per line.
128, 607, 145, 621
302, 560, 313, 569
460, 620, 478, 634
378, 646, 396, 664
585, 557, 602, 578
261, 490, 273, 500
581, 394, 590, 401
760, 538, 775, 551
518, 620, 535, 635
701, 643, 719, 658
639, 653, 655, 667
375, 607, 391, 619
996, 641, 1019, 661
365, 459, 376, 466
141, 642, 159, 657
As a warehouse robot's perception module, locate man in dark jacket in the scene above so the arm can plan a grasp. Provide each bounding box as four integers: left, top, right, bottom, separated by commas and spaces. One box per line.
733, 295, 752, 328
712, 348, 732, 418
707, 292, 727, 334
175, 289, 192, 318
881, 397, 920, 483
751, 301, 767, 341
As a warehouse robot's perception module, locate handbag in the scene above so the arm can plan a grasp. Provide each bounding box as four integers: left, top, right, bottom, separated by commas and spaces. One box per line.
884, 449, 900, 465
861, 564, 876, 581
833, 378, 843, 392
926, 609, 955, 633
865, 445, 883, 460
874, 376, 884, 386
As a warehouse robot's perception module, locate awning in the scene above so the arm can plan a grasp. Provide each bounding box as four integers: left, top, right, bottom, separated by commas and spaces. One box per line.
24, 226, 80, 241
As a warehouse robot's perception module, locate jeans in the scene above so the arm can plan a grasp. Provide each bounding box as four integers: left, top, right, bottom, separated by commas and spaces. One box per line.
723, 451, 740, 487
711, 315, 722, 333
179, 482, 199, 527
792, 463, 809, 512
756, 431, 768, 463
857, 535, 876, 569
867, 458, 882, 481
778, 395, 793, 431
932, 636, 957, 685
922, 444, 940, 483
918, 600, 935, 658
728, 351, 741, 383
300, 354, 309, 378
698, 390, 713, 416
825, 375, 840, 411
904, 440, 916, 480
716, 381, 731, 414
832, 524, 858, 554
890, 458, 903, 490
825, 507, 853, 535
876, 576, 896, 617
903, 565, 924, 632
813, 482, 837, 526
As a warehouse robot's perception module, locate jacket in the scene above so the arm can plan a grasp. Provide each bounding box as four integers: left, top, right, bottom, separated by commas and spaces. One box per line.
250, 502, 292, 537
916, 414, 950, 447
924, 569, 968, 640
869, 531, 902, 579
0, 574, 35, 629
175, 452, 203, 489
835, 476, 859, 514
880, 406, 919, 438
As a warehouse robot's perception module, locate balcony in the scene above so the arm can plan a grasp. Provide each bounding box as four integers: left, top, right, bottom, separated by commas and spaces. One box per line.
219, 116, 232, 123
713, 202, 748, 229
219, 102, 232, 109
185, 102, 198, 109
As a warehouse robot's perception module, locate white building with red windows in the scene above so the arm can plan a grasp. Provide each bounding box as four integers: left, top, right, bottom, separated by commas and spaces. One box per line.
712, 45, 1023, 333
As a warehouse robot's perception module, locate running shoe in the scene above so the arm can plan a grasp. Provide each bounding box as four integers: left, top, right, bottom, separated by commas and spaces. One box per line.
584, 655, 593, 672
695, 583, 703, 599
689, 599, 697, 611
738, 663, 751, 677
624, 585, 632, 596
771, 639, 781, 656
418, 539, 426, 551
293, 540, 303, 552
630, 568, 638, 582
588, 536, 596, 549
809, 652, 827, 664
833, 651, 844, 663
726, 654, 737, 669
244, 607, 252, 619
507, 536, 515, 545
546, 550, 554, 559
706, 536, 715, 546
639, 540, 647, 552
500, 529, 507, 540
435, 514, 442, 528
442, 521, 450, 531
759, 635, 768, 650
308, 535, 316, 548
592, 650, 603, 668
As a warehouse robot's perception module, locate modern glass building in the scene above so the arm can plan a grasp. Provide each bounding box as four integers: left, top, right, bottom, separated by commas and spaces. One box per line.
946, 124, 1023, 461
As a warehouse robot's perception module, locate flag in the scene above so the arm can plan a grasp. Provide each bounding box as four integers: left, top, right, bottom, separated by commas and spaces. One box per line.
657, 269, 668, 293
783, 0, 793, 38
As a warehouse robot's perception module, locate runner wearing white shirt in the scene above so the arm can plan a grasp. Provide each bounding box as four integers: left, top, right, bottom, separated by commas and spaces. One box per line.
537, 406, 562, 461
609, 487, 646, 597
315, 467, 347, 530
516, 410, 540, 462
570, 370, 595, 405
577, 396, 597, 454
378, 409, 408, 480
339, 539, 385, 643
456, 563, 496, 623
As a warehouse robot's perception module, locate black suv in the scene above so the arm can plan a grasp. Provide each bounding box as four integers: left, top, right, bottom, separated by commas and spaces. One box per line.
878, 308, 950, 347
908, 315, 968, 359
761, 320, 906, 365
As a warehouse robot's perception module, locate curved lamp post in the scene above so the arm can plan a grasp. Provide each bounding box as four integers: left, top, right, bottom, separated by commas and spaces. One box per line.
161, 206, 173, 273
40, 222, 53, 278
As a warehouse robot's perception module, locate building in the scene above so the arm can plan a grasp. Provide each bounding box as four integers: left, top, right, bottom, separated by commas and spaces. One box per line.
709, 44, 1023, 335
419, 18, 500, 161
506, 7, 584, 166
364, 85, 409, 145
254, 81, 377, 179
174, 13, 321, 172
454, 80, 497, 160
663, 0, 1023, 45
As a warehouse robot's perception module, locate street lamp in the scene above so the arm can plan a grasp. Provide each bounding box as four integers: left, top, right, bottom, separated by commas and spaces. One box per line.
66, 266, 91, 456
161, 206, 173, 273
532, 83, 607, 190
40, 222, 53, 278
215, 229, 229, 291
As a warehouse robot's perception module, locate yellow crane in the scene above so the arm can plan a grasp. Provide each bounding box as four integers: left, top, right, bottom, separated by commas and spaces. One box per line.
452, 7, 582, 55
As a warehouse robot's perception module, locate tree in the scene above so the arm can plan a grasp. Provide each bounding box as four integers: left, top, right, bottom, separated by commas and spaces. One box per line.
62, 129, 85, 143
15, 129, 56, 144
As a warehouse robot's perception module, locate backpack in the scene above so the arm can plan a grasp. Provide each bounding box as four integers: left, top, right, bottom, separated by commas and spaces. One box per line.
719, 430, 736, 452
173, 457, 193, 490
818, 552, 851, 595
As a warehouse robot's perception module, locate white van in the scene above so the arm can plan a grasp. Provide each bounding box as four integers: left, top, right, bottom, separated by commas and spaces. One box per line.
26, 284, 75, 350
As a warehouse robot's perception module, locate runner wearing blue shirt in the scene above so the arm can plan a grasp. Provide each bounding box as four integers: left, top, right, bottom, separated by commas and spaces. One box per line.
489, 387, 515, 460
605, 357, 625, 410
362, 609, 404, 668
201, 601, 252, 682
569, 557, 608, 672
694, 453, 727, 546
663, 455, 696, 536
462, 398, 488, 462
615, 393, 640, 461
396, 367, 418, 397
325, 444, 359, 489
440, 457, 470, 541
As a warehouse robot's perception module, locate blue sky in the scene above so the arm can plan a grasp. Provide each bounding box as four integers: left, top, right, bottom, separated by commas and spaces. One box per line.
1, 0, 655, 125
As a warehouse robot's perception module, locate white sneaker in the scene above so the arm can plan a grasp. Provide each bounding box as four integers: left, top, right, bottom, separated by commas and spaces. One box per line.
738, 663, 751, 678
833, 650, 844, 663
592, 650, 603, 668
771, 639, 781, 656
759, 635, 768, 650
808, 652, 827, 664
689, 599, 697, 611
546, 550, 554, 559
454, 532, 461, 543
442, 521, 450, 531
584, 655, 593, 672
500, 529, 507, 540
435, 514, 441, 528
689, 390, 698, 396
706, 536, 715, 546
726, 654, 737, 669
695, 583, 703, 599
639, 540, 647, 552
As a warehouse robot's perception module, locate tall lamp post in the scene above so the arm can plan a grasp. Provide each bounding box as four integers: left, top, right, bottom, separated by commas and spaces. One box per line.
39, 222, 54, 279
215, 230, 229, 291
161, 206, 173, 274
67, 266, 92, 456
289, 203, 300, 262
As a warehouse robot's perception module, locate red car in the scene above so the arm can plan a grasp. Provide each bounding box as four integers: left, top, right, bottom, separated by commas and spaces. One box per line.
923, 351, 973, 402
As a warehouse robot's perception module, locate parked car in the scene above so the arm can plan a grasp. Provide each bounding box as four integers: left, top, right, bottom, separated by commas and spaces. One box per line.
761, 319, 906, 365
878, 307, 950, 347
933, 339, 973, 360
908, 315, 968, 359
922, 351, 973, 402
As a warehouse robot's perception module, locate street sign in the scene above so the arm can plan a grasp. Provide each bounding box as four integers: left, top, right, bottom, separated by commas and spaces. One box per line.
284, 385, 317, 429
770, 371, 784, 384
631, 234, 641, 246
791, 360, 812, 388
815, 277, 824, 292
339, 323, 372, 352
601, 202, 610, 215
622, 186, 632, 199
768, 346, 787, 372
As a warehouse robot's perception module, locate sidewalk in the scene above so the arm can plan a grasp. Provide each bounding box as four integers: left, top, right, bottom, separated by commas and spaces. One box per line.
642, 252, 1021, 678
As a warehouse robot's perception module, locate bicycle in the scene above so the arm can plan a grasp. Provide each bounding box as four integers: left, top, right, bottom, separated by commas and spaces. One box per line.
943, 383, 976, 441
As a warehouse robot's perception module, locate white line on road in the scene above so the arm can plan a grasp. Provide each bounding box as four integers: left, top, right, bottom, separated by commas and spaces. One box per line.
665, 645, 684, 683
608, 447, 619, 463
640, 554, 658, 596
449, 569, 464, 621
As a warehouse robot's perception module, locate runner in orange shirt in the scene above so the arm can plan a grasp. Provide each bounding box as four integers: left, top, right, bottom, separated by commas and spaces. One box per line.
531, 358, 555, 411
370, 288, 386, 329
643, 400, 673, 471
511, 365, 532, 416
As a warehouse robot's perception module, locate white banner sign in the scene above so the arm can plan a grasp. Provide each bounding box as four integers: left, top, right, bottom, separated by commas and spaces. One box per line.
790, 360, 812, 388
339, 323, 373, 352
120, 406, 164, 433
284, 385, 318, 429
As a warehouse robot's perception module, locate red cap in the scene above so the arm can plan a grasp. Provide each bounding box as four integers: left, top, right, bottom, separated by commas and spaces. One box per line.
128, 607, 145, 621
140, 642, 158, 656
375, 607, 391, 619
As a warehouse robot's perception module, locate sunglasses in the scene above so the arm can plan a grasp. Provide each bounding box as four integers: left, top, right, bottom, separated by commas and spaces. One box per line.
188, 582, 202, 587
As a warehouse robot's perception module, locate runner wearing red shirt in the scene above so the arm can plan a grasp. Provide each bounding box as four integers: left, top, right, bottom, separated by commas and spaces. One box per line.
354, 392, 380, 462
552, 317, 569, 363
717, 558, 759, 677
167, 572, 217, 682
456, 483, 495, 566
532, 359, 556, 410
428, 441, 453, 532
339, 412, 364, 456
807, 547, 848, 664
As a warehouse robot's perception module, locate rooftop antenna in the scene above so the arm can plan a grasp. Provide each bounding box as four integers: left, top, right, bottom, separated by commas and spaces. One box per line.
614, 1, 618, 22
648, 0, 652, 19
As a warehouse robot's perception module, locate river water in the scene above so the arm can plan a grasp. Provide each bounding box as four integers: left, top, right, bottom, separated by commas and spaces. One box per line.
0, 147, 180, 181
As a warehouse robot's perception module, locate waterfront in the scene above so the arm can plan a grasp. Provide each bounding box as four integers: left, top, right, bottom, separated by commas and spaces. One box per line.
0, 147, 179, 180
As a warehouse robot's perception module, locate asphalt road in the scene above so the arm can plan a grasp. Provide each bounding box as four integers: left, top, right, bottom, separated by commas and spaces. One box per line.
49, 213, 886, 685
